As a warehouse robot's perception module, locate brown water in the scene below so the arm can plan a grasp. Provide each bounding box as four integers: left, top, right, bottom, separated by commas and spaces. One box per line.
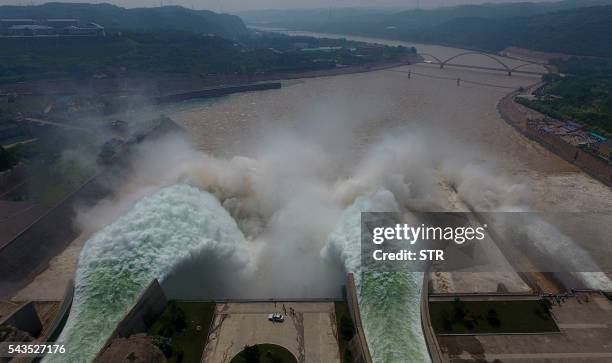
170, 33, 610, 212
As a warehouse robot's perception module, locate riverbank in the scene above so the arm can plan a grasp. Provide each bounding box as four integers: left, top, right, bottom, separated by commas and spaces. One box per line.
0, 58, 419, 99
497, 85, 612, 187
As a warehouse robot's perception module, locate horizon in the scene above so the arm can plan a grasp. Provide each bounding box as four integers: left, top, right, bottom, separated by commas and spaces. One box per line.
0, 0, 558, 12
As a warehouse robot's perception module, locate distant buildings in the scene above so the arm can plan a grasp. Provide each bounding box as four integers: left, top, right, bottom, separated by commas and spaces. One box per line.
526, 116, 611, 162
593, 139, 612, 161
0, 18, 105, 37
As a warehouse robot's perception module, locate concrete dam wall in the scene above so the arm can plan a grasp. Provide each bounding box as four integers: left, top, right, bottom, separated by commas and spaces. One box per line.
0, 117, 182, 298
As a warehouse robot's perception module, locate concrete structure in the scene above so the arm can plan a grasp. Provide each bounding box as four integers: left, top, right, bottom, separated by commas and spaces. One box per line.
41, 279, 74, 343
155, 82, 282, 104
0, 19, 35, 28
421, 274, 445, 363
595, 139, 612, 160
0, 171, 114, 298
437, 292, 612, 362
44, 19, 78, 28
419, 51, 551, 76
95, 280, 168, 360
63, 23, 104, 37
202, 301, 340, 363
0, 19, 105, 37
0, 301, 42, 338
498, 89, 612, 186
6, 25, 55, 36
345, 273, 373, 363
0, 117, 184, 298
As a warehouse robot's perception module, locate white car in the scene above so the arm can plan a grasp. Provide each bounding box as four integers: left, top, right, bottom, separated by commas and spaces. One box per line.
268, 313, 285, 322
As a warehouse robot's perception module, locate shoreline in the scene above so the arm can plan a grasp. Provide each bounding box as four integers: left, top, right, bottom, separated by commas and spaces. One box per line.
0, 59, 418, 99
154, 59, 417, 105
497, 84, 612, 187
1, 60, 417, 301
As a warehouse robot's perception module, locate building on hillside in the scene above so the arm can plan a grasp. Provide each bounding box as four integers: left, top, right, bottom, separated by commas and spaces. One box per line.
6, 25, 55, 36
0, 19, 105, 37
44, 19, 79, 28
594, 139, 612, 161
63, 23, 105, 36
0, 19, 35, 29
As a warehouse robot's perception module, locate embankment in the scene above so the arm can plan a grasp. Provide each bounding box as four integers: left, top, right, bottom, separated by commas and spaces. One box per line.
0, 172, 113, 298
0, 118, 183, 299
346, 273, 373, 363
497, 90, 612, 187
155, 82, 281, 104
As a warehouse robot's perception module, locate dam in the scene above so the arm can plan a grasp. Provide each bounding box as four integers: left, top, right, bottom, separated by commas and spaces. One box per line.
2, 30, 611, 363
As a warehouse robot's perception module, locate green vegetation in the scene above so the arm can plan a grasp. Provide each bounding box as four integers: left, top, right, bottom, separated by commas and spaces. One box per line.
230, 344, 297, 363
403, 6, 612, 58
0, 30, 414, 84
242, 1, 612, 58
0, 123, 97, 204
28, 155, 95, 205
0, 32, 242, 83
553, 57, 612, 76
430, 298, 559, 334
2, 105, 97, 202
0, 146, 17, 171
0, 3, 247, 38
148, 301, 215, 363
334, 301, 355, 363
517, 58, 612, 137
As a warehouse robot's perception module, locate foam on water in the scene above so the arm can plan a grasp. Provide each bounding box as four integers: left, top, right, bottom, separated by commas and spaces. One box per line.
522, 220, 612, 290
45, 184, 250, 362
322, 190, 431, 363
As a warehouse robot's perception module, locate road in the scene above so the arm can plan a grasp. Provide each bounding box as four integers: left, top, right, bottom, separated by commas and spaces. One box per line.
201, 302, 340, 363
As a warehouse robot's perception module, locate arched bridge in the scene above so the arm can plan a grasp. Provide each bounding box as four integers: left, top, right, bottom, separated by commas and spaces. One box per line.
418, 51, 552, 76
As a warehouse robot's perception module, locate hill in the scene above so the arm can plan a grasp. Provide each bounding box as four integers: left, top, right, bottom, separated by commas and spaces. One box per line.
403, 5, 612, 57
239, 0, 612, 57
0, 3, 247, 38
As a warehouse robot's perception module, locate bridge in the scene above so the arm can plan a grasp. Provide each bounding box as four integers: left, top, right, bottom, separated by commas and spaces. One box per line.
418, 51, 552, 76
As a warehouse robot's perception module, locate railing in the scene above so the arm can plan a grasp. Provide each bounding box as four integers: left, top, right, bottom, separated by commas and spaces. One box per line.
421, 273, 446, 363
346, 273, 374, 363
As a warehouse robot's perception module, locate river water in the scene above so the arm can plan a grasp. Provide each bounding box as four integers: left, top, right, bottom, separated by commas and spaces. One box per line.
50, 33, 611, 363
160, 31, 611, 362
171, 31, 611, 212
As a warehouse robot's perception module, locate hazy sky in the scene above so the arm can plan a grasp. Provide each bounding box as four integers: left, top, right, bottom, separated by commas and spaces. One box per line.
0, 0, 555, 12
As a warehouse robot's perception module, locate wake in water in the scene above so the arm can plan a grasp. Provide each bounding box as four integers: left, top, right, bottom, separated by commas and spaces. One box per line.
322, 190, 431, 362
46, 184, 251, 362
55, 123, 610, 362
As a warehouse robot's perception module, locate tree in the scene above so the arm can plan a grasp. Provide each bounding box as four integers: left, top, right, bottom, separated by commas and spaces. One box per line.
339, 313, 355, 340
343, 347, 354, 363
441, 310, 453, 332
169, 303, 187, 332
452, 298, 466, 322
486, 308, 501, 328
150, 335, 173, 358
0, 146, 16, 171
243, 345, 260, 363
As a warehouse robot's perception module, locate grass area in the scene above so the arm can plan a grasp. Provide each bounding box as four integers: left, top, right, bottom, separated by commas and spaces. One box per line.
148, 301, 215, 363
230, 344, 297, 363
334, 301, 355, 363
517, 74, 612, 137
0, 121, 99, 203
430, 299, 559, 334
0, 30, 414, 83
